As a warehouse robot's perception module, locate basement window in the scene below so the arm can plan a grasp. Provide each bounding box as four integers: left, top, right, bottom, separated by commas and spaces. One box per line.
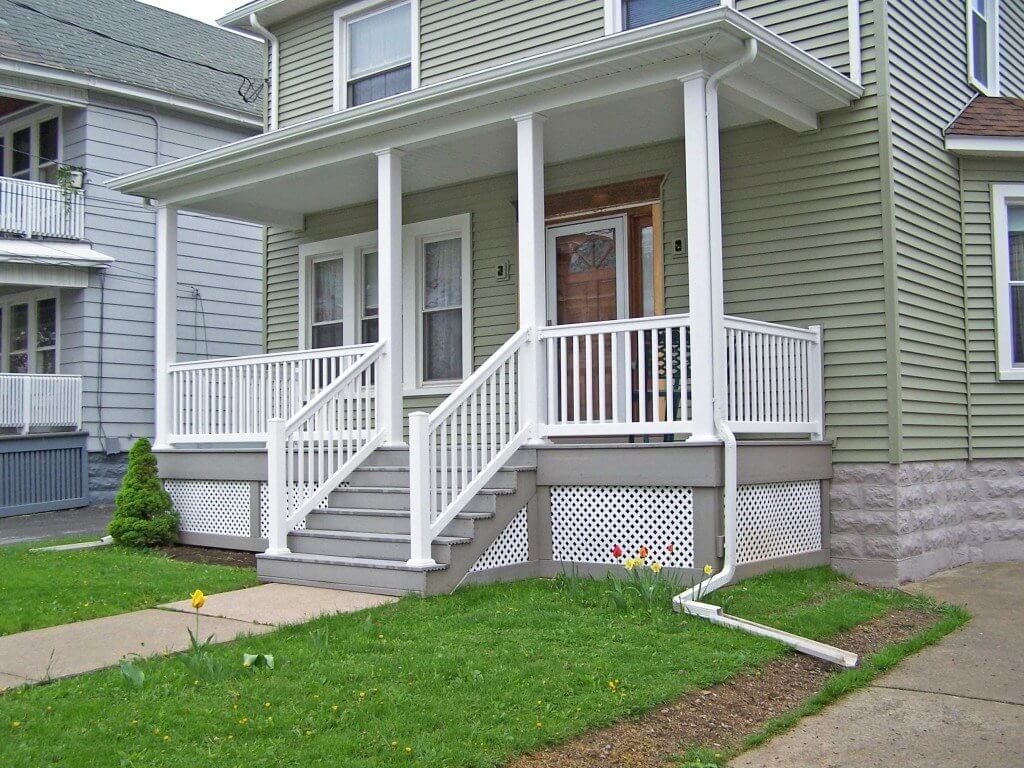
335, 1, 416, 110
968, 0, 1000, 95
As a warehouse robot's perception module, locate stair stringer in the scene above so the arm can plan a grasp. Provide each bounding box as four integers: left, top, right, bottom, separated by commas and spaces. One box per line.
423, 469, 538, 595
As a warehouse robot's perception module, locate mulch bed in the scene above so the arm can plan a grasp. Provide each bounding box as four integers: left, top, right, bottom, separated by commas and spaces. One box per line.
508, 606, 941, 768
156, 544, 257, 569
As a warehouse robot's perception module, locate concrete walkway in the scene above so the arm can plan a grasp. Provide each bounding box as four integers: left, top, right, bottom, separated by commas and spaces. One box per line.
732, 562, 1024, 768
0, 583, 395, 687
0, 505, 113, 546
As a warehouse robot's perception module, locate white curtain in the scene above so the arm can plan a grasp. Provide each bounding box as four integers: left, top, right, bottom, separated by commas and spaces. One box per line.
348, 3, 411, 78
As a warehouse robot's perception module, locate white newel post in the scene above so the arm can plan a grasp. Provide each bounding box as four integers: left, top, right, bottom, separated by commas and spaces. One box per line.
682, 76, 717, 442
407, 410, 435, 566
376, 148, 404, 446
266, 417, 290, 554
154, 204, 178, 449
514, 114, 547, 437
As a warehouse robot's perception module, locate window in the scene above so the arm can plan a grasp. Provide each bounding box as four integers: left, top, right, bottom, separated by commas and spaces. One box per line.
606, 0, 719, 33
37, 118, 59, 184
0, 293, 58, 374
991, 184, 1024, 379
335, 0, 416, 110
299, 232, 378, 349
311, 257, 346, 348
11, 128, 30, 179
0, 109, 61, 182
361, 250, 379, 342
968, 0, 999, 94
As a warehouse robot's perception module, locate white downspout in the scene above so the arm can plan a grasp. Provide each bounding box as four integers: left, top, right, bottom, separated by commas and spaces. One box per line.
249, 12, 280, 131
672, 39, 857, 670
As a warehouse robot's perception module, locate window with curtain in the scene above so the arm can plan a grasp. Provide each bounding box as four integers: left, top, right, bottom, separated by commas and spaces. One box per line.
311, 258, 345, 348
1008, 205, 1024, 366
622, 0, 718, 30
420, 237, 463, 382
969, 0, 998, 93
344, 2, 412, 108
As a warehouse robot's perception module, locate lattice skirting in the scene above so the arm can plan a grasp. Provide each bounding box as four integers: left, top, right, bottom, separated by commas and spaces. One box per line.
470, 507, 529, 573
736, 481, 822, 565
165, 479, 250, 538
550, 486, 695, 569
258, 482, 321, 537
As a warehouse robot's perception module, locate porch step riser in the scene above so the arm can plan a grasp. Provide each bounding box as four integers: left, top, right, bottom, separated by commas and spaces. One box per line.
288, 535, 455, 563
328, 490, 499, 514
346, 469, 518, 490
305, 510, 480, 538
257, 557, 430, 595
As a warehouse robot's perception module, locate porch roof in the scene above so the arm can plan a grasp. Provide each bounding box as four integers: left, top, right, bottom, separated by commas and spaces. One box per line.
0, 240, 113, 289
109, 7, 861, 229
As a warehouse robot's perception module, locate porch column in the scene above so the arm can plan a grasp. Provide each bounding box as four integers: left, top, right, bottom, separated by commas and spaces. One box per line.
376, 148, 404, 445
153, 204, 178, 450
514, 113, 546, 436
682, 75, 717, 442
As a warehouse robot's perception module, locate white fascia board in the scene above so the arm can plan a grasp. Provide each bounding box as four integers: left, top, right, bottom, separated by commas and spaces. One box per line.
0, 59, 261, 129
945, 134, 1024, 157
111, 8, 862, 202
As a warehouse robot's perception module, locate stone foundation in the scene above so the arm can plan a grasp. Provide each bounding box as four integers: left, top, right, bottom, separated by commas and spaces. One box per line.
830, 459, 1024, 584
87, 451, 128, 503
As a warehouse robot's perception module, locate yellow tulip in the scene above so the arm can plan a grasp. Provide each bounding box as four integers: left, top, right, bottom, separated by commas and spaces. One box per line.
703, 564, 713, 576
190, 589, 206, 610
650, 562, 663, 574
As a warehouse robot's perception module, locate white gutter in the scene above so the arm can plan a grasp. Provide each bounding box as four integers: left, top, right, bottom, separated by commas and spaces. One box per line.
249, 12, 279, 131
672, 39, 858, 670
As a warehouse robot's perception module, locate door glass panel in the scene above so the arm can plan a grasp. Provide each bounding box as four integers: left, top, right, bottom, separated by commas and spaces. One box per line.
554, 228, 619, 325
8, 303, 28, 373
312, 258, 344, 348
423, 309, 461, 381
36, 298, 56, 373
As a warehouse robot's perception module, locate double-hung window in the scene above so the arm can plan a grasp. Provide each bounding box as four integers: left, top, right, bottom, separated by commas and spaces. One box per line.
336, 1, 415, 109
991, 185, 1024, 379
0, 293, 59, 374
968, 0, 999, 95
300, 232, 379, 349
607, 0, 719, 33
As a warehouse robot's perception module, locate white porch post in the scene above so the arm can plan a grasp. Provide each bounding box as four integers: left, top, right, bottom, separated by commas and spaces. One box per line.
376, 148, 404, 445
682, 76, 717, 442
154, 204, 177, 449
514, 113, 546, 436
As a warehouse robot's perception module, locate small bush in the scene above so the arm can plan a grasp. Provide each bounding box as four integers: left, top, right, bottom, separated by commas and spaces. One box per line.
108, 438, 179, 548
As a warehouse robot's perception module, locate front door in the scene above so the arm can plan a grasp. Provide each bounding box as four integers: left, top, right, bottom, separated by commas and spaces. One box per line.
546, 216, 628, 420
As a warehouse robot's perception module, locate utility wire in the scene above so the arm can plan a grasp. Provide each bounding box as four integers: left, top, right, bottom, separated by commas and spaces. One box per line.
2, 0, 264, 104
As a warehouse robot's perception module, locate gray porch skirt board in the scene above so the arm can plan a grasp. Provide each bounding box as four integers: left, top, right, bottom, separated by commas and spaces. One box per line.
0, 432, 89, 517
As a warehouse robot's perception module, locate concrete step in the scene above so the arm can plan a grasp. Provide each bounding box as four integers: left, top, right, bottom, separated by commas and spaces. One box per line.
327, 486, 511, 513
256, 551, 445, 596
305, 507, 491, 537
288, 528, 469, 562
346, 465, 526, 490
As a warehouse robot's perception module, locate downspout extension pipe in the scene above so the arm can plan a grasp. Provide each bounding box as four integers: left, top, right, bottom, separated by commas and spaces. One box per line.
249, 12, 280, 131
671, 39, 858, 670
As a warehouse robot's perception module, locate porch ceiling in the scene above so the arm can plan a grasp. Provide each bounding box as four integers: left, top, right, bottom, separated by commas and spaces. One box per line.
109, 8, 860, 229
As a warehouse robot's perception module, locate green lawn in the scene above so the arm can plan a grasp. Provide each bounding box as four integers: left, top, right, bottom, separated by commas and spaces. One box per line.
0, 540, 259, 636
1, 568, 961, 768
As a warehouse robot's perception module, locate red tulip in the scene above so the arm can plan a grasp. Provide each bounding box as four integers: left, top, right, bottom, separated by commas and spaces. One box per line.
666, 543, 675, 554
611, 545, 623, 559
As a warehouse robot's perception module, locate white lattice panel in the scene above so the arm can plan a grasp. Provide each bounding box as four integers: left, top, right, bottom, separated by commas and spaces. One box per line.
551, 486, 694, 568
470, 507, 529, 573
258, 483, 327, 537
165, 480, 250, 537
736, 481, 822, 565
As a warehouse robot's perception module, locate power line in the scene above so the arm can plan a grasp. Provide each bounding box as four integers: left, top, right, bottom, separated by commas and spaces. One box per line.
2, 0, 265, 105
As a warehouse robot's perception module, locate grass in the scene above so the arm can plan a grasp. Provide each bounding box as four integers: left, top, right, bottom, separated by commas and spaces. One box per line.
0, 539, 259, 636
0, 568, 953, 768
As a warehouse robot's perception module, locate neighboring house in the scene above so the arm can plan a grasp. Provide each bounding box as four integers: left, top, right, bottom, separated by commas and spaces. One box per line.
0, 0, 266, 515
109, 0, 1024, 593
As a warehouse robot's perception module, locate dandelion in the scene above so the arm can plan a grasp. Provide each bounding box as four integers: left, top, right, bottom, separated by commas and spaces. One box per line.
11, 721, 21, 728
264, 702, 271, 708
535, 722, 543, 728
332, 705, 339, 713
391, 741, 398, 747
608, 680, 617, 691
650, 561, 663, 574
163, 735, 171, 742
405, 747, 413, 753
704, 564, 713, 576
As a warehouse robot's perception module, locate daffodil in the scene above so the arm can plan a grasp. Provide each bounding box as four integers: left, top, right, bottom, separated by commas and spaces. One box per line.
190, 590, 206, 610
703, 564, 713, 576
624, 558, 636, 571
650, 561, 663, 574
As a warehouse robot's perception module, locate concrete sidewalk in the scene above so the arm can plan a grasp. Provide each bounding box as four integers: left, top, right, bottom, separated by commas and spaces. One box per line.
731, 562, 1024, 768
0, 505, 113, 546
0, 583, 395, 687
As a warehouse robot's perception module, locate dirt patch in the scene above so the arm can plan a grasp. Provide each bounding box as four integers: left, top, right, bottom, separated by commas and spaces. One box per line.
508, 607, 940, 768
156, 544, 257, 569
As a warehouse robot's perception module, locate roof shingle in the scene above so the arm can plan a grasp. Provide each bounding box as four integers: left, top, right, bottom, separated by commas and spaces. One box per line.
947, 96, 1024, 137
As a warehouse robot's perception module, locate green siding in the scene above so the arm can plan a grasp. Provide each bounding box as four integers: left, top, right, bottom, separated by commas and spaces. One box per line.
960, 160, 1024, 458
883, 0, 975, 462
419, 0, 605, 85
275, 4, 334, 128
736, 0, 852, 76
1001, 1, 1024, 98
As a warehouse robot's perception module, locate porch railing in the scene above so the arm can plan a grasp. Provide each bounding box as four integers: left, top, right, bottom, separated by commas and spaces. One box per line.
723, 316, 823, 437
538, 314, 693, 437
407, 328, 529, 564
169, 344, 373, 443
266, 342, 385, 552
0, 374, 83, 433
0, 177, 85, 240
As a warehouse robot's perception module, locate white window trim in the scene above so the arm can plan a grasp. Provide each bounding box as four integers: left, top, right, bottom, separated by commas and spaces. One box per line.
604, 0, 730, 34
402, 213, 472, 396
333, 0, 420, 112
0, 288, 60, 374
298, 230, 377, 349
0, 106, 62, 182
967, 0, 1000, 96
991, 183, 1024, 380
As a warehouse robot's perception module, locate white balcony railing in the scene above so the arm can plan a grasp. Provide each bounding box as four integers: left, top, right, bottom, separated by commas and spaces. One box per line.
0, 374, 83, 433
0, 177, 85, 240
169, 345, 373, 443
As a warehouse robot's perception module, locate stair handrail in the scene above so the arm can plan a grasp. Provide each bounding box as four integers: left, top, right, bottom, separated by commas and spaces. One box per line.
407, 327, 531, 566
266, 341, 386, 554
